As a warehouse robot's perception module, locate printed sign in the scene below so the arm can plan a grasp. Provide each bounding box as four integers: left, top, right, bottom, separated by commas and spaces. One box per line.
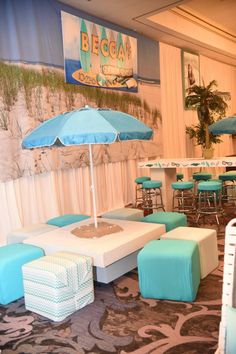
61, 11, 138, 92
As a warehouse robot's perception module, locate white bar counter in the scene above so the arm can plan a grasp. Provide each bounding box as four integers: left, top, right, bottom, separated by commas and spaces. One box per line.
138, 157, 236, 210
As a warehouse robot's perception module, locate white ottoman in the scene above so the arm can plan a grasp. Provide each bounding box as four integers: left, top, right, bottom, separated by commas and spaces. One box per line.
161, 226, 218, 279
101, 208, 143, 221
7, 223, 58, 244
22, 252, 94, 321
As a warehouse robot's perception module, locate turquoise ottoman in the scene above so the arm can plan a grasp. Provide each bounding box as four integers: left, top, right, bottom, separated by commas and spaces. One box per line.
0, 243, 45, 305
141, 212, 187, 232
46, 214, 90, 227
101, 208, 143, 221
138, 239, 200, 301
226, 307, 236, 354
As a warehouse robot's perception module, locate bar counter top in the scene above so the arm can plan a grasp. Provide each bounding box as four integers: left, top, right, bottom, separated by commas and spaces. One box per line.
138, 157, 236, 169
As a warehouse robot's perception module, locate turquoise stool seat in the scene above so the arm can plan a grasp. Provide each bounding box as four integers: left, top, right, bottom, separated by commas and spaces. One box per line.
176, 173, 184, 181
192, 172, 212, 181
198, 181, 222, 191
0, 243, 44, 305
135, 176, 151, 184
46, 214, 90, 227
138, 239, 201, 301
219, 171, 236, 181
172, 181, 194, 190
142, 180, 162, 189
141, 212, 187, 232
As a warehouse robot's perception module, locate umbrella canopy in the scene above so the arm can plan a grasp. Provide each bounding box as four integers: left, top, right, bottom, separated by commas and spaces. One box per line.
209, 116, 236, 135
22, 106, 153, 227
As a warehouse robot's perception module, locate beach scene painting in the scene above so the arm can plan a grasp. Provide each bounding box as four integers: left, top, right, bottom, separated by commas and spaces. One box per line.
61, 11, 138, 92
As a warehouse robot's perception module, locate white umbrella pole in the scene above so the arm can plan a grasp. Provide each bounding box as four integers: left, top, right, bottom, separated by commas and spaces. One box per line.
89, 144, 98, 228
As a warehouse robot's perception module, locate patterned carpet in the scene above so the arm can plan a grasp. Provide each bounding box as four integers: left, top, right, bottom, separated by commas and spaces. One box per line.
0, 210, 232, 354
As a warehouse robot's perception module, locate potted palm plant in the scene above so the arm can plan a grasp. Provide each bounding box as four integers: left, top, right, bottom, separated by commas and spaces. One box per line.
185, 80, 231, 158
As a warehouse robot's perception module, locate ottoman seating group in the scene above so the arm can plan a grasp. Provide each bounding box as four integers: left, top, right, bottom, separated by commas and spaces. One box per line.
0, 210, 219, 320
138, 225, 219, 301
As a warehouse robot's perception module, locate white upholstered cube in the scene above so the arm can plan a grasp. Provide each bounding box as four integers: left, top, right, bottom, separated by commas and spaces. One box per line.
22, 252, 94, 321
7, 223, 58, 244
160, 226, 218, 279
101, 208, 143, 221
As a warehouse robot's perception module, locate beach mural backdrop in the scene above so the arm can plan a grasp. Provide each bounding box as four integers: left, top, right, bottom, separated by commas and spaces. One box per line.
61, 11, 138, 92
0, 60, 162, 182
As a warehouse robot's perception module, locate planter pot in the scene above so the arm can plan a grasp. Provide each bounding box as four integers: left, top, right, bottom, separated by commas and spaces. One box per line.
202, 147, 214, 159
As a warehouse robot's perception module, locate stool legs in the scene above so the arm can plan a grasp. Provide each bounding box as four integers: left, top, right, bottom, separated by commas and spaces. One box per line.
222, 181, 236, 204
143, 187, 165, 212
172, 189, 195, 213
196, 190, 222, 225
135, 184, 144, 208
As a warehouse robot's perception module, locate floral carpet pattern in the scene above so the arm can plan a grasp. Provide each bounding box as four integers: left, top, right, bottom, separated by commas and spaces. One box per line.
0, 212, 230, 354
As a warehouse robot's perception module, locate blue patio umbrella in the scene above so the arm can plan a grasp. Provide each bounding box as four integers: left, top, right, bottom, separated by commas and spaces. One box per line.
22, 106, 153, 227
209, 116, 236, 135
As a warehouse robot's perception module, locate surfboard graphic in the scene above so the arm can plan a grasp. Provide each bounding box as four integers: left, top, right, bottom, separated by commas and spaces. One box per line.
80, 19, 91, 72
100, 26, 109, 66
108, 30, 116, 68
125, 35, 132, 69
116, 32, 124, 68
90, 23, 100, 74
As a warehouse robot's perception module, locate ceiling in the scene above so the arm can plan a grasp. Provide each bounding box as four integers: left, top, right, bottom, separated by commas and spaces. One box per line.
59, 0, 236, 66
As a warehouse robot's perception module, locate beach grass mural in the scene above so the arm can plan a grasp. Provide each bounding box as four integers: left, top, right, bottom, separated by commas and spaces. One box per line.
0, 61, 162, 182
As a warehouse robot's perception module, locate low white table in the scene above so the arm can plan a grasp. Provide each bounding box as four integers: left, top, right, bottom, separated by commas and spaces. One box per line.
138, 157, 236, 211
23, 218, 165, 283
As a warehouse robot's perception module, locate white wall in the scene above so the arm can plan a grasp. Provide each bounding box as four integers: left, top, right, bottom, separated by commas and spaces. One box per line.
160, 42, 236, 159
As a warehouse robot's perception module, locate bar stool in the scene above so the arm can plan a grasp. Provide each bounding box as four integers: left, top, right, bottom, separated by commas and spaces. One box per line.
192, 172, 212, 182
134, 176, 151, 207
172, 181, 195, 213
218, 171, 236, 204
196, 181, 223, 225
176, 173, 184, 181
142, 180, 165, 212
192, 172, 213, 199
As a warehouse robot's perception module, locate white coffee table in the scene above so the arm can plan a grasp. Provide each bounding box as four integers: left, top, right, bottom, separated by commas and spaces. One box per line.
23, 218, 165, 283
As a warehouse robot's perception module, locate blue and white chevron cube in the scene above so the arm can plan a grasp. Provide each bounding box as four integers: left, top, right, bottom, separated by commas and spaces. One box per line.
22, 252, 94, 321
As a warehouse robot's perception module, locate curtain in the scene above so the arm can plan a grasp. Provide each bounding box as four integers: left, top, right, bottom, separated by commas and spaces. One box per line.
160, 43, 187, 158
0, 158, 149, 245
159, 42, 236, 179
160, 42, 236, 159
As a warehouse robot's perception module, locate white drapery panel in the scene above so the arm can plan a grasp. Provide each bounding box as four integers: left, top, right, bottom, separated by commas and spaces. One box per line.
0, 159, 146, 245
160, 42, 236, 159
160, 43, 188, 158
200, 55, 236, 159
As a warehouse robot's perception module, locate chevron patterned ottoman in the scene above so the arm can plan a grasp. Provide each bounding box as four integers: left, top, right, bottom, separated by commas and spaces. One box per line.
22, 252, 94, 321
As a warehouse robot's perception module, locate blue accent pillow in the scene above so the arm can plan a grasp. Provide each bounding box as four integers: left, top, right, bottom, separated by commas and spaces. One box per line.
46, 214, 90, 227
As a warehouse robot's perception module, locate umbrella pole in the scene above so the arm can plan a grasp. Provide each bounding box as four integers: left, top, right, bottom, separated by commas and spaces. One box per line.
89, 144, 98, 228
